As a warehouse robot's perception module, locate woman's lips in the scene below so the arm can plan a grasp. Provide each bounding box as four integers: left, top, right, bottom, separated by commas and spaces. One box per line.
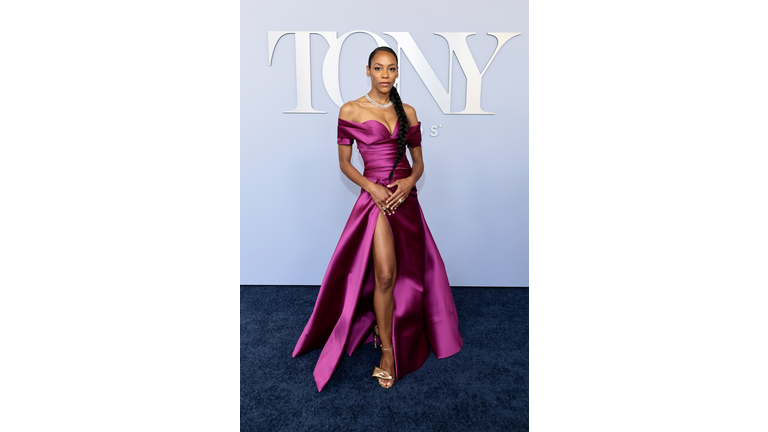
379, 82, 390, 86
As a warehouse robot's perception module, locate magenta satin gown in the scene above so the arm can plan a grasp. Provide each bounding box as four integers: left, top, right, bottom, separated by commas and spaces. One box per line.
292, 118, 463, 392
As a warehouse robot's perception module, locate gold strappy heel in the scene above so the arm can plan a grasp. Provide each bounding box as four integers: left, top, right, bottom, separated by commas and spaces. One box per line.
372, 346, 394, 389
372, 325, 395, 388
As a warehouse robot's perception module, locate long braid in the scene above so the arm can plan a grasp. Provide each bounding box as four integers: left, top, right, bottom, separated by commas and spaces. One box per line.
387, 85, 408, 183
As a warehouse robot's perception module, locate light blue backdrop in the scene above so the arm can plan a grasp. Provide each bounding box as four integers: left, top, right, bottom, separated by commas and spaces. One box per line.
241, 0, 528, 286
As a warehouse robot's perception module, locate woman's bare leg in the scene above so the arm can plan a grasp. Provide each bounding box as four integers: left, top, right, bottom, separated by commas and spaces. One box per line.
372, 211, 396, 388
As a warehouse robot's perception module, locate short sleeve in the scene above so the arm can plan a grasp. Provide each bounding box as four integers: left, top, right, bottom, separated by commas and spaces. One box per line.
337, 120, 355, 145
406, 122, 422, 148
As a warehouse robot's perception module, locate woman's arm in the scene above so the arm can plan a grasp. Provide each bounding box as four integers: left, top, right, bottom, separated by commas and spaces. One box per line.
406, 147, 424, 184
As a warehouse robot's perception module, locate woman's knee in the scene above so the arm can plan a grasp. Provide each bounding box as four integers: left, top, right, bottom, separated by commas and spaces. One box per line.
375, 269, 396, 291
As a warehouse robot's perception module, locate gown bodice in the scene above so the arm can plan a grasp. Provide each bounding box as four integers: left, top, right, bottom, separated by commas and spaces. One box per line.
337, 118, 421, 180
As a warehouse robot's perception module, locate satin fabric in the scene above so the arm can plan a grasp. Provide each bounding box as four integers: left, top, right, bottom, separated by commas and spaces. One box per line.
292, 118, 463, 392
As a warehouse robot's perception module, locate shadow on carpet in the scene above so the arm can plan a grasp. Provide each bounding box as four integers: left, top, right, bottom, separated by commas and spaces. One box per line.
241, 286, 528, 432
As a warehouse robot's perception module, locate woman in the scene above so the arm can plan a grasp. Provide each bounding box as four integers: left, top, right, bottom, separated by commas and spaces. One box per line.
292, 47, 462, 391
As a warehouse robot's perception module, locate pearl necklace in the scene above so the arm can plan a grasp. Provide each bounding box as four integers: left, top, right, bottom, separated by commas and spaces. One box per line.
365, 93, 393, 109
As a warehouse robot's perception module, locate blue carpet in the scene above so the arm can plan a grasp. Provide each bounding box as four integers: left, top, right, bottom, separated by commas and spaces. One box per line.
241, 286, 528, 431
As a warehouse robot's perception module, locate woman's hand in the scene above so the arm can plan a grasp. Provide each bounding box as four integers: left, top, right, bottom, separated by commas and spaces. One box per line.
367, 183, 395, 215
384, 178, 415, 212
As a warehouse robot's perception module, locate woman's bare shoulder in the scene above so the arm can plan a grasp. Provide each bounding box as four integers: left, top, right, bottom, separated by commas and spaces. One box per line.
339, 98, 367, 121
402, 103, 419, 125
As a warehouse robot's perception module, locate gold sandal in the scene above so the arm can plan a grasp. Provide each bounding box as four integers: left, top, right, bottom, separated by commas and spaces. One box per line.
372, 346, 394, 388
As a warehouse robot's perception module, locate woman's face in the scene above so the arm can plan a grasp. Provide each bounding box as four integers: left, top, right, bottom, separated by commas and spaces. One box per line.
367, 51, 398, 94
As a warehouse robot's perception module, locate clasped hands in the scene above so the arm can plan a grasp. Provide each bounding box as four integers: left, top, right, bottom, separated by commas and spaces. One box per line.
368, 178, 415, 215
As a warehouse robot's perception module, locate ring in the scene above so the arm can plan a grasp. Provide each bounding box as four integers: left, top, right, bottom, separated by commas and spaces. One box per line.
399, 198, 403, 203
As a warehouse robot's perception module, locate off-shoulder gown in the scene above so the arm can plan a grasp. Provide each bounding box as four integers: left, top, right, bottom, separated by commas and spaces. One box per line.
292, 118, 463, 392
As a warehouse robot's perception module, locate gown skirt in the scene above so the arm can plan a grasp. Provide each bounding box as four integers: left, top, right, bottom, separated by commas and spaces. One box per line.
292, 118, 463, 392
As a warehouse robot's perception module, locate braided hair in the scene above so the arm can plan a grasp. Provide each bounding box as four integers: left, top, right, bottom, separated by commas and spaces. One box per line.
368, 47, 409, 183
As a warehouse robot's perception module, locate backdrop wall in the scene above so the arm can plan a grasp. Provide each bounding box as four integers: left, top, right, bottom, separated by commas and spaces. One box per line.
241, 0, 528, 286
